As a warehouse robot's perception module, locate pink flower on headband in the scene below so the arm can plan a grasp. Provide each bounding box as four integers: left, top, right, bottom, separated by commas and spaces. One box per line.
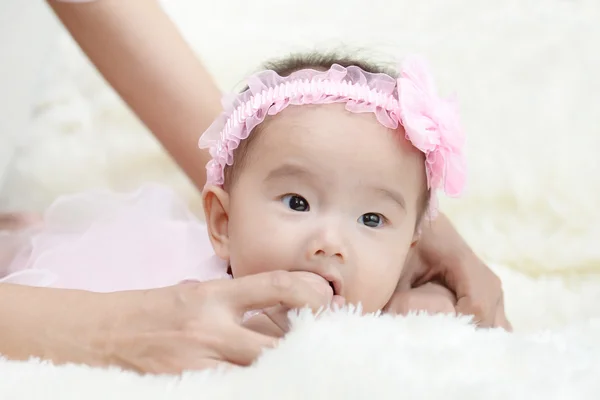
398, 57, 466, 197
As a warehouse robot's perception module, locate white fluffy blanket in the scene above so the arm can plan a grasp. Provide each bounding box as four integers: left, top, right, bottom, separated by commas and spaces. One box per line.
1, 0, 600, 398
2, 309, 600, 399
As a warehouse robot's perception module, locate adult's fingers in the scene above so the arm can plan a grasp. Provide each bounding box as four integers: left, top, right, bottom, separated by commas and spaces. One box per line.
493, 296, 513, 331
441, 261, 487, 325
219, 324, 279, 366
219, 271, 331, 314
262, 305, 292, 332
455, 296, 490, 327
445, 262, 502, 327
262, 293, 345, 333
172, 359, 233, 374
456, 294, 514, 330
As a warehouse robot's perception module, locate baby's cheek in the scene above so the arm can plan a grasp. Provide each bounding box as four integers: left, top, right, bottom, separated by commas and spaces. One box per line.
230, 247, 273, 278
229, 234, 292, 278
356, 281, 400, 313
347, 254, 408, 312
227, 202, 297, 277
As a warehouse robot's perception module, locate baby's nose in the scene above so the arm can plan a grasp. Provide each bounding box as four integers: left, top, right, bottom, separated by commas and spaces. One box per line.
307, 228, 346, 263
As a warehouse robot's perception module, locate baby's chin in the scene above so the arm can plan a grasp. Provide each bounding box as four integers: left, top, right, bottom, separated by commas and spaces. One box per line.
341, 291, 392, 314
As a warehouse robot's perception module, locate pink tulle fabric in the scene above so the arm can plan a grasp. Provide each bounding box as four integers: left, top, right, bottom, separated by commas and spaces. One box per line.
0, 185, 229, 291
199, 55, 467, 214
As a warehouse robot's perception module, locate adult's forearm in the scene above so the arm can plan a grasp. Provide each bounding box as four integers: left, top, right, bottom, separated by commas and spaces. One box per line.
0, 283, 109, 366
48, 0, 222, 190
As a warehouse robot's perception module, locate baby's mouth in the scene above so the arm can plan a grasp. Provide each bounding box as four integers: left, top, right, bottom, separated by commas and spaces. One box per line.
328, 280, 336, 295
327, 278, 343, 297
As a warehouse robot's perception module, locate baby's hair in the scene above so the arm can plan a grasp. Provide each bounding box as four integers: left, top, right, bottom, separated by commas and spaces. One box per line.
222, 51, 430, 221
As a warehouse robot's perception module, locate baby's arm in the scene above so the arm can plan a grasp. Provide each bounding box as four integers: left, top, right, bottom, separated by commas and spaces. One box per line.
49, 0, 221, 190
385, 281, 457, 317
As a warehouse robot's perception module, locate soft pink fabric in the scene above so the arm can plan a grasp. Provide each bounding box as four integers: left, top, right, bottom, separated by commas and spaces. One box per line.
0, 185, 229, 291
199, 55, 467, 215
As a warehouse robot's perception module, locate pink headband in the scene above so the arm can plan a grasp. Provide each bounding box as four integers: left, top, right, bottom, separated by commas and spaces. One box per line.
199, 55, 466, 214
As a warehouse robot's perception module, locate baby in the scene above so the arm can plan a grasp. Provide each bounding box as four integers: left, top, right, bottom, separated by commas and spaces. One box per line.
0, 52, 464, 333
199, 52, 464, 331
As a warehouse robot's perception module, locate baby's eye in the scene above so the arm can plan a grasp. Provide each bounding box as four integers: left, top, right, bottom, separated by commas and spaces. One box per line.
358, 212, 385, 228
281, 194, 310, 212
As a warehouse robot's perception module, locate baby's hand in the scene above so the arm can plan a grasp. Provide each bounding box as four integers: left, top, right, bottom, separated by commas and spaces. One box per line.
384, 282, 457, 317
243, 312, 286, 338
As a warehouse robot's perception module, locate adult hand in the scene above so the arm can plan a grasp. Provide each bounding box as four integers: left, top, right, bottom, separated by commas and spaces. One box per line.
99, 271, 336, 373
242, 272, 345, 337
0, 271, 333, 375
388, 213, 512, 330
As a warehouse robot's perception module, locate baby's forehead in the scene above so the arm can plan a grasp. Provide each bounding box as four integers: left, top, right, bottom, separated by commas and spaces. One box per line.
243, 103, 424, 180
257, 104, 412, 153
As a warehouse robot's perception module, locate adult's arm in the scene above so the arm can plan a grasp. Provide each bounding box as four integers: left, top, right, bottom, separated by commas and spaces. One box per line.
0, 283, 111, 366
48, 0, 222, 191
0, 271, 333, 373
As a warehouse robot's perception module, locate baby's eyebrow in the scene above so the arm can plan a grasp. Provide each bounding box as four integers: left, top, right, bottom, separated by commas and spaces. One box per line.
265, 163, 315, 181
373, 187, 406, 210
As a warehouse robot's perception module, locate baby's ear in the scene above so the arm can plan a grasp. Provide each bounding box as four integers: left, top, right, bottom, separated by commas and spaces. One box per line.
202, 186, 231, 261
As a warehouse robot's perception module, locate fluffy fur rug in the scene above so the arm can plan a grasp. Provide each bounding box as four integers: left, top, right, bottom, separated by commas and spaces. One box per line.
1, 0, 600, 398
2, 308, 600, 399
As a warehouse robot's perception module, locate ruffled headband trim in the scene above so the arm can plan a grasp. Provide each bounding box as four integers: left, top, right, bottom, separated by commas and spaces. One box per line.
199, 55, 466, 216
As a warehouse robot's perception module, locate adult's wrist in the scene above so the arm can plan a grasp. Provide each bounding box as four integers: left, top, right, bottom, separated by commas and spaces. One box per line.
0, 284, 114, 367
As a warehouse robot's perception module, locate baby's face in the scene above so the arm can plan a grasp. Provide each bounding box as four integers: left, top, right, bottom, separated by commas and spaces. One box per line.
205, 103, 426, 312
